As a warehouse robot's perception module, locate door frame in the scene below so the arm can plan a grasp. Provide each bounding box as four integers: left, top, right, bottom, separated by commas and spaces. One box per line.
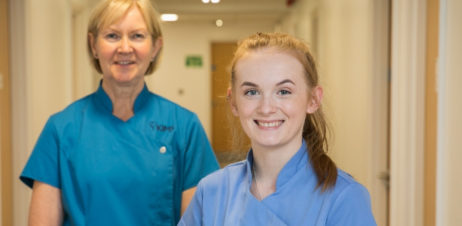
390, 0, 427, 225
0, 0, 13, 224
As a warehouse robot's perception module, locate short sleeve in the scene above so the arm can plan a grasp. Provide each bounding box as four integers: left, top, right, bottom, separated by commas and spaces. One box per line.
178, 180, 204, 225
327, 183, 377, 226
20, 117, 61, 189
182, 114, 219, 190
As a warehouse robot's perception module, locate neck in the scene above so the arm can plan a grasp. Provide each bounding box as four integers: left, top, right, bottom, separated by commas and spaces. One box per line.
102, 80, 144, 121
250, 139, 303, 200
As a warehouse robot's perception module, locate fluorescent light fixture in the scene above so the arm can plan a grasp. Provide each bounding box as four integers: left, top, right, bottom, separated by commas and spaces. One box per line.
161, 14, 178, 22
202, 0, 210, 3
215, 19, 223, 27
211, 0, 220, 3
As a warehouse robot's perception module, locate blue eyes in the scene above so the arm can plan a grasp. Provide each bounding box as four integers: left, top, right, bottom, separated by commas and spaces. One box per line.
133, 33, 145, 39
243, 89, 292, 96
278, 90, 291, 95
103, 33, 147, 41
105, 33, 119, 40
244, 89, 259, 96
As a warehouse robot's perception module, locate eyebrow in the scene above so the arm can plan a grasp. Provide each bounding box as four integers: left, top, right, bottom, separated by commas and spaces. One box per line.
240, 81, 257, 87
277, 79, 295, 86
240, 79, 295, 87
104, 26, 148, 32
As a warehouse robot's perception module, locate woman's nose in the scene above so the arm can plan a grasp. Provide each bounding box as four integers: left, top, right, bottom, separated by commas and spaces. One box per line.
257, 95, 277, 114
118, 37, 133, 53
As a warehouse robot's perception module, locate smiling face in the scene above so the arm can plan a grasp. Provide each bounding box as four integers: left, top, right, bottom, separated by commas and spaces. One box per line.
230, 48, 321, 151
89, 6, 162, 87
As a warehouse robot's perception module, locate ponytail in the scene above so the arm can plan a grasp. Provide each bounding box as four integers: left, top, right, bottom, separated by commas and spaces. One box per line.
303, 108, 337, 191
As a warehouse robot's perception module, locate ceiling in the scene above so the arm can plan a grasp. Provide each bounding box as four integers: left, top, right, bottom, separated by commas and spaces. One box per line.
152, 0, 291, 24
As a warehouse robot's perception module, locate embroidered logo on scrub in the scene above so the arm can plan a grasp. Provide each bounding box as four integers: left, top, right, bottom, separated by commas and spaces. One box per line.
149, 121, 174, 132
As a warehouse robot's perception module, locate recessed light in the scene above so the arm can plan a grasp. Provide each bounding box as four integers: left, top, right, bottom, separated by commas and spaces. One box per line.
202, 0, 210, 3
215, 19, 223, 27
211, 0, 220, 3
161, 14, 178, 22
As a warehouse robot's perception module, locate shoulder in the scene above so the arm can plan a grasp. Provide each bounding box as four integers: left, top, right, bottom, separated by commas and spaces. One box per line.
332, 169, 371, 201
145, 93, 204, 131
147, 92, 196, 117
46, 94, 93, 127
326, 169, 376, 225
198, 160, 247, 191
335, 170, 364, 190
49, 94, 93, 120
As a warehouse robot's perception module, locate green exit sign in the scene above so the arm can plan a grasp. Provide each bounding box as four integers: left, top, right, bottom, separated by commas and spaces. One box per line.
185, 55, 203, 68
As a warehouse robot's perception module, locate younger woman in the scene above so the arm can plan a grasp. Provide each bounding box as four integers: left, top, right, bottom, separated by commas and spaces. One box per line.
179, 32, 376, 226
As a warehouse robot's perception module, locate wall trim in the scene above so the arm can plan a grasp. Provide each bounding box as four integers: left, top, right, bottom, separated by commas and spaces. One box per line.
9, 0, 31, 225
390, 0, 426, 225
435, 0, 462, 222
435, 0, 447, 224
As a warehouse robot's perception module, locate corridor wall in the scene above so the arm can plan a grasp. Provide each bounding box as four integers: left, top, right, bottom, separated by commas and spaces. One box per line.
9, 0, 73, 225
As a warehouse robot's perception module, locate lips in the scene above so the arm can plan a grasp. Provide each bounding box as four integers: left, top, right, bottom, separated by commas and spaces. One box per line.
255, 120, 284, 128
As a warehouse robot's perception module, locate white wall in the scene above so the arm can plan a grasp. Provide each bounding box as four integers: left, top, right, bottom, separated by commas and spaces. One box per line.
436, 0, 462, 225
10, 0, 73, 225
317, 1, 388, 224
147, 20, 274, 136
277, 0, 389, 225
72, 2, 100, 100
317, 0, 375, 185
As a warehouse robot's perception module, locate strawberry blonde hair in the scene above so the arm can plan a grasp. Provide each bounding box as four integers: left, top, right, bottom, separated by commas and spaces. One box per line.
230, 32, 337, 191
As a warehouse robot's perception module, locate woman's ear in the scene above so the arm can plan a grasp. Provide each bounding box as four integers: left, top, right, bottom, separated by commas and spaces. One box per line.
151, 37, 163, 60
88, 33, 98, 58
306, 86, 323, 114
227, 88, 239, 116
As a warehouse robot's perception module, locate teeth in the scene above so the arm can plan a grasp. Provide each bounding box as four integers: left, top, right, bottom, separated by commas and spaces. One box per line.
258, 121, 282, 127
118, 61, 132, 65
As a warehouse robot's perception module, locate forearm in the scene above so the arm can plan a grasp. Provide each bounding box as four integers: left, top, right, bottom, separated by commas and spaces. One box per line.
29, 181, 63, 226
181, 187, 197, 215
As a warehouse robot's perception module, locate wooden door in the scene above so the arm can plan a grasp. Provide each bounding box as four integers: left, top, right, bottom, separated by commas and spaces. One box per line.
0, 0, 13, 225
211, 42, 249, 167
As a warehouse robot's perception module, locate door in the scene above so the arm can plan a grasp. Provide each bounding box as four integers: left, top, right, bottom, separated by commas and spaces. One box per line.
211, 42, 250, 167
0, 0, 13, 225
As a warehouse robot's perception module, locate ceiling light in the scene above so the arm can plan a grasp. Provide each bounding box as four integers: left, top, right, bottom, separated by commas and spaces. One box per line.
202, 0, 210, 3
161, 14, 178, 22
215, 19, 223, 27
211, 0, 220, 3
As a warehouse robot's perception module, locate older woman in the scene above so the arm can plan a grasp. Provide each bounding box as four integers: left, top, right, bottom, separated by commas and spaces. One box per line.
20, 0, 219, 225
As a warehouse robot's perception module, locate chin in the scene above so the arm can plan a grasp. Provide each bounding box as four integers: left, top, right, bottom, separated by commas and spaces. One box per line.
112, 74, 140, 83
252, 139, 283, 148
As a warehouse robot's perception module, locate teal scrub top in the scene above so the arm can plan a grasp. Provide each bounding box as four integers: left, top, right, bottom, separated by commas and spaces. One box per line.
179, 141, 376, 226
20, 82, 219, 226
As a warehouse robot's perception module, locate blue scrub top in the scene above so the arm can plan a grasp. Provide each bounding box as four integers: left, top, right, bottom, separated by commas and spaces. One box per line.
179, 141, 376, 226
20, 82, 219, 226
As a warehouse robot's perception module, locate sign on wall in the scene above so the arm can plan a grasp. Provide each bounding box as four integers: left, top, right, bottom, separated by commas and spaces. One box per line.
185, 55, 203, 68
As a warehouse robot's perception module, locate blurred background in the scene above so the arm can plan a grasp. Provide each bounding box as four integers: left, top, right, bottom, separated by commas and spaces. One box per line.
1, 0, 461, 225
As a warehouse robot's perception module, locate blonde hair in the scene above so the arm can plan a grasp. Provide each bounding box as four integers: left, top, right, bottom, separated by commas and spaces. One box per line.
230, 32, 337, 191
87, 0, 162, 74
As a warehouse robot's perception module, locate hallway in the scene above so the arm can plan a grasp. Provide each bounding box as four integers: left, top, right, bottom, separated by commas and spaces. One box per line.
1, 0, 461, 225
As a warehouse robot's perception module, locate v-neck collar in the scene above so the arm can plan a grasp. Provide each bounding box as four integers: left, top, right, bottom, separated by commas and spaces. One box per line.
246, 141, 309, 192
93, 80, 150, 116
